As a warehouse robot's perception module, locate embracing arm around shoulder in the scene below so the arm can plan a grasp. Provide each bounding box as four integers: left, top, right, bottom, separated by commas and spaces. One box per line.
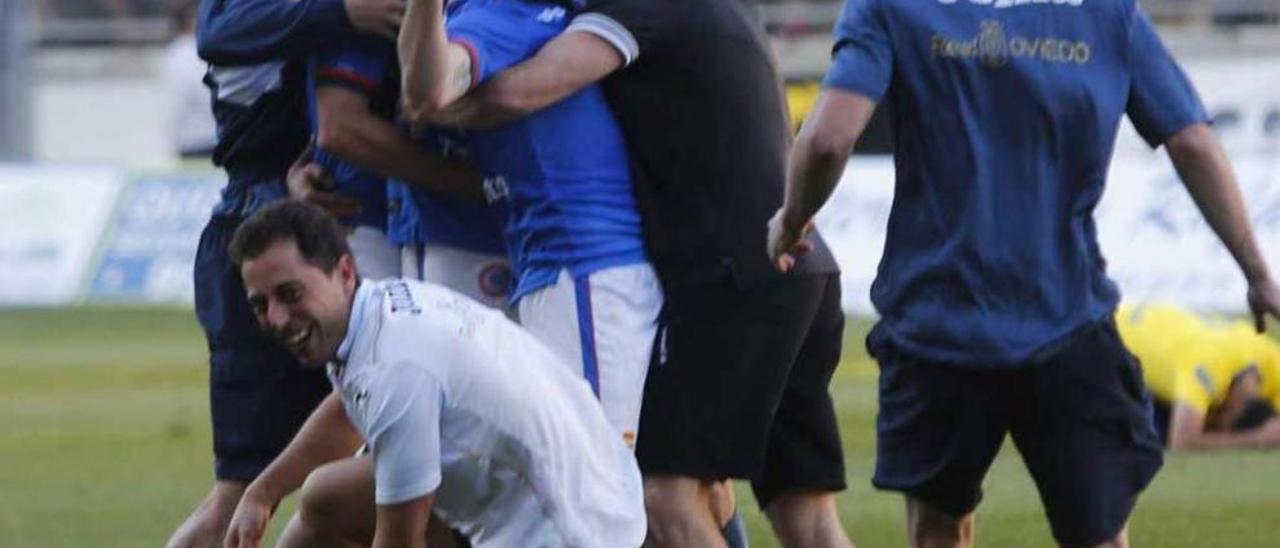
427, 30, 624, 129
315, 85, 484, 201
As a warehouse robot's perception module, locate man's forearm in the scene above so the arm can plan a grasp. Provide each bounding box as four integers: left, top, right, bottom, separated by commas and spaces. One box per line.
243, 392, 363, 504
319, 109, 484, 202
197, 0, 349, 64
399, 0, 470, 118
1172, 428, 1266, 450
1168, 402, 1265, 450
424, 31, 623, 129
1168, 123, 1272, 285
781, 131, 848, 230
779, 91, 875, 228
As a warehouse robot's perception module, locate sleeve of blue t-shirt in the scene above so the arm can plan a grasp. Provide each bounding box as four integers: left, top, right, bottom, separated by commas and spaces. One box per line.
1125, 8, 1208, 148
311, 38, 393, 97
446, 0, 565, 86
822, 0, 894, 101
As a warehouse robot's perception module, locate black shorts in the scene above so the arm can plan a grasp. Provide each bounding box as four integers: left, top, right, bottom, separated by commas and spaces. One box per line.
870, 318, 1163, 546
635, 273, 846, 508
195, 211, 331, 482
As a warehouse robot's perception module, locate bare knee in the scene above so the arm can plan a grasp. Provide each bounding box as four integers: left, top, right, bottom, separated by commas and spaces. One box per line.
906, 497, 974, 548
764, 491, 852, 548
297, 458, 375, 541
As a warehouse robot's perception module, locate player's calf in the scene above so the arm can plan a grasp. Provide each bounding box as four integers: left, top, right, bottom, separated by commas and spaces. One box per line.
643, 475, 728, 548
764, 491, 853, 548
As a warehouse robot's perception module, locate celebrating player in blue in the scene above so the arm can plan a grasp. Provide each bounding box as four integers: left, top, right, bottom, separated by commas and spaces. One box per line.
399, 0, 662, 447
771, 1, 1280, 547
301, 35, 511, 303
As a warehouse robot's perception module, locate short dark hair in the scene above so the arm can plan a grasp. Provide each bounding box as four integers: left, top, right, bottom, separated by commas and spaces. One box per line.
229, 200, 351, 273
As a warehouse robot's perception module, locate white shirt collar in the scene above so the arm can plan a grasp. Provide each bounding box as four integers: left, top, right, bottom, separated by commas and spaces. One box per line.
334, 279, 375, 367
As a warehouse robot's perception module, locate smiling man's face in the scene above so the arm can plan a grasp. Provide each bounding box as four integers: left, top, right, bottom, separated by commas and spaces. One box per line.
241, 238, 356, 366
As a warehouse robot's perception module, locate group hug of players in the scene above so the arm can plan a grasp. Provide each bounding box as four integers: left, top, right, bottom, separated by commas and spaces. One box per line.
173, 0, 851, 546
166, 0, 1280, 547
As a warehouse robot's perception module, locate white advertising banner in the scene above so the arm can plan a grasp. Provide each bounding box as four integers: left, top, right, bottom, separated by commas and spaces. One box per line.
0, 166, 123, 306
816, 154, 1280, 316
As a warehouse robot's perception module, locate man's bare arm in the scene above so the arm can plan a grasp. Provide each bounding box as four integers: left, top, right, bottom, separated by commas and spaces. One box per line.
372, 495, 435, 548
426, 31, 624, 129
316, 86, 484, 202
225, 393, 362, 548
398, 0, 474, 120
1167, 402, 1280, 450
1166, 123, 1280, 330
768, 89, 876, 270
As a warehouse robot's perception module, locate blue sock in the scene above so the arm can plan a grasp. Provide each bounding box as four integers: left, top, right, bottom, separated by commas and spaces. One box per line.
721, 508, 748, 548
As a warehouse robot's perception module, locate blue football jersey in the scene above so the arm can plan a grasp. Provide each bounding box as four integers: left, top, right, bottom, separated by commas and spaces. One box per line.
386, 129, 508, 255
825, 0, 1208, 366
446, 0, 647, 302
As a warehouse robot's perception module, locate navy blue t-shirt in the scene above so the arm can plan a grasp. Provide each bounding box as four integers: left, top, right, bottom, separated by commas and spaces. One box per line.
825, 0, 1207, 366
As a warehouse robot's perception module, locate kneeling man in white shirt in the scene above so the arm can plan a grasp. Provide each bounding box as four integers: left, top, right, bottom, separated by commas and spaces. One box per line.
222, 200, 645, 548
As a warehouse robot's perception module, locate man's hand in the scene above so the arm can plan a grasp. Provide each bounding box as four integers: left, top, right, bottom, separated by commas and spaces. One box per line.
286, 144, 363, 219
1247, 279, 1280, 333
767, 208, 814, 273
223, 491, 273, 548
345, 0, 405, 40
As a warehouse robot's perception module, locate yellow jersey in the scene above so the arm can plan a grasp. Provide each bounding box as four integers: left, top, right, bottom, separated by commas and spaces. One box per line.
1116, 303, 1280, 414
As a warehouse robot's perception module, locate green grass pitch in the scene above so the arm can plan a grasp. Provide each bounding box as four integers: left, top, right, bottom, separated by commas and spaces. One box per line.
1, 307, 1278, 547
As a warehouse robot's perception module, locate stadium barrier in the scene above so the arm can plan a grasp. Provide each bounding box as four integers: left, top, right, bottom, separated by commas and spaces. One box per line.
2, 152, 1277, 314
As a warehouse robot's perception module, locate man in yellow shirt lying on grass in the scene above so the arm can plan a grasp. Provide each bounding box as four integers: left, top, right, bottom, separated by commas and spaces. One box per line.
1117, 302, 1280, 450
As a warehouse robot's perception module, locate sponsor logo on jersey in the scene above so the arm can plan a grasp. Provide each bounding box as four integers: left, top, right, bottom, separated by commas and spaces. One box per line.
483, 175, 510, 203
536, 6, 566, 23
932, 20, 1091, 66
937, 0, 1084, 8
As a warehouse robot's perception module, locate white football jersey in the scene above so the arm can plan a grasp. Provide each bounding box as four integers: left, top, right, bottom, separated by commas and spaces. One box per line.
328, 279, 645, 547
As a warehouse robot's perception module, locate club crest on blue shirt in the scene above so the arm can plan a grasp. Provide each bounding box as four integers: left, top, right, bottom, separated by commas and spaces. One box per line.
977, 21, 1009, 68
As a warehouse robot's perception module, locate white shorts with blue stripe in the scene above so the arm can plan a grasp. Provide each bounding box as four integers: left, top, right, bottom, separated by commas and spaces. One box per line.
400, 244, 512, 311
516, 264, 663, 448
348, 226, 401, 281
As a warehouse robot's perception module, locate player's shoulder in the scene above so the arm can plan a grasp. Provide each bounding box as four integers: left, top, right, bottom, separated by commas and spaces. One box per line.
451, 0, 570, 23
366, 278, 501, 351
900, 0, 1135, 19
